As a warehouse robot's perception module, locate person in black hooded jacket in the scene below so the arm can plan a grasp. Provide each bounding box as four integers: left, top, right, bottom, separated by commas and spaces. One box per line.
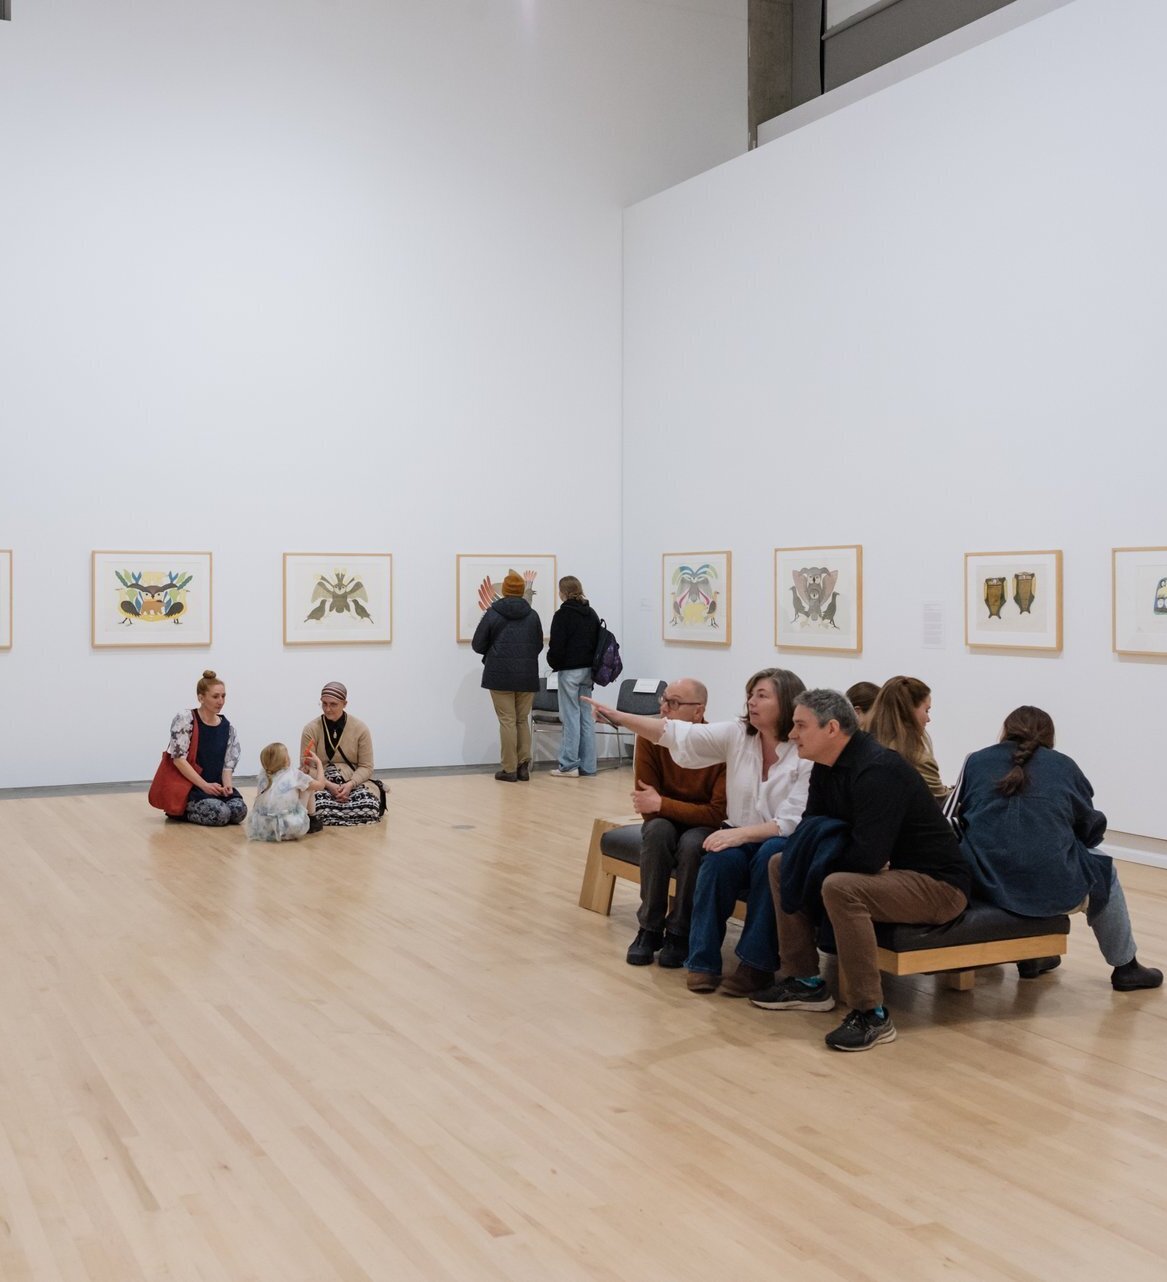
472, 571, 544, 782
546, 575, 601, 777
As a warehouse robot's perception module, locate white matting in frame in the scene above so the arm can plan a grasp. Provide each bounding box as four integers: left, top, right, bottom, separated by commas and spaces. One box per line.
1112, 546, 1167, 657
92, 551, 213, 648
662, 551, 731, 646
456, 555, 557, 642
964, 550, 1062, 651
774, 545, 862, 653
0, 550, 11, 649
284, 554, 393, 645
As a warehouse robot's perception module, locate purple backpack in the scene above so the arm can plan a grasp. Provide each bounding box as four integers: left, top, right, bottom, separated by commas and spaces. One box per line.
591, 619, 623, 687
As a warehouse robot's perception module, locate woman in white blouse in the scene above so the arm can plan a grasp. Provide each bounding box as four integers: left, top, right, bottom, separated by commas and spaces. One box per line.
585, 668, 811, 996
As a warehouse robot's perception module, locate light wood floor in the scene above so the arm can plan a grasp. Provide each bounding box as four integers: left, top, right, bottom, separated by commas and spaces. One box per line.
1, 771, 1165, 1282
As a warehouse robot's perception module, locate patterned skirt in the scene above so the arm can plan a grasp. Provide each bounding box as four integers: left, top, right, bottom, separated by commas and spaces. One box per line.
312, 763, 382, 827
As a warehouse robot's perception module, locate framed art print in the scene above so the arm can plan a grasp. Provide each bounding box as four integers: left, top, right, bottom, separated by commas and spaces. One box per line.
456, 554, 557, 642
284, 553, 393, 645
964, 550, 1062, 651
774, 545, 862, 653
662, 551, 731, 646
92, 551, 212, 648
1112, 546, 1167, 657
0, 550, 11, 649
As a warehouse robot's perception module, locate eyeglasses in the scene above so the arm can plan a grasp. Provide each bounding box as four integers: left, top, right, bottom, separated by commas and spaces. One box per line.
659, 695, 702, 710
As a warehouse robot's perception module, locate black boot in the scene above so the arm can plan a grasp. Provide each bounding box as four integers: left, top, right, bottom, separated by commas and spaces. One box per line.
1017, 956, 1061, 979
1111, 957, 1164, 991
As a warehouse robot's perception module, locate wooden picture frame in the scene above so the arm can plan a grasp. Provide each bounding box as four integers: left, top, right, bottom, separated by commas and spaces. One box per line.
774, 544, 862, 653
662, 551, 732, 646
91, 551, 213, 648
964, 550, 1062, 651
456, 554, 557, 642
283, 553, 393, 645
1112, 546, 1167, 657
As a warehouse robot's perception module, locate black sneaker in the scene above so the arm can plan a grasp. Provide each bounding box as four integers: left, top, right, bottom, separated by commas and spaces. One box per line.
1111, 958, 1164, 991
1017, 956, 1061, 979
750, 976, 835, 1012
307, 815, 324, 835
626, 928, 664, 966
658, 933, 688, 969
825, 1008, 897, 1052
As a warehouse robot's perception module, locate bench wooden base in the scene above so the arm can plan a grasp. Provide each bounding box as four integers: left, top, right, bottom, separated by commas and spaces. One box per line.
580, 817, 1068, 990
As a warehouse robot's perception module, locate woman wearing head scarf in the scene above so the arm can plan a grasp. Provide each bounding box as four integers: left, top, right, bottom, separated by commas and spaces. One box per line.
299, 681, 383, 826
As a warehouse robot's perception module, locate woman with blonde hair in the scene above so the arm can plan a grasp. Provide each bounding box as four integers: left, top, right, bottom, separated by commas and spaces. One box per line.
246, 742, 326, 842
867, 676, 947, 799
165, 670, 248, 826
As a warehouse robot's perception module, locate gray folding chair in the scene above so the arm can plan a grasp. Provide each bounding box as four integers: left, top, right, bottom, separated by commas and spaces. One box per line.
594, 678, 665, 768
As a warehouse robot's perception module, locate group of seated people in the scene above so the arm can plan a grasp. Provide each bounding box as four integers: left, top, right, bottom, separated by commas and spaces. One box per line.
584, 672, 1162, 1054
163, 671, 384, 839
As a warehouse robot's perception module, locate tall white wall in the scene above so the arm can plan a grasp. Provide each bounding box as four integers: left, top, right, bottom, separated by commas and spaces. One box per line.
623, 0, 1167, 840
0, 0, 746, 788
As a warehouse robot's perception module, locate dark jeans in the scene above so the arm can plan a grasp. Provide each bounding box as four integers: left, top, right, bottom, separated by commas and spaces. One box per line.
636, 817, 713, 936
687, 835, 787, 975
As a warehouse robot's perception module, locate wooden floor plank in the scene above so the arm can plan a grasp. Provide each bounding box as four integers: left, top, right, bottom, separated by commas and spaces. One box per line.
0, 772, 1165, 1280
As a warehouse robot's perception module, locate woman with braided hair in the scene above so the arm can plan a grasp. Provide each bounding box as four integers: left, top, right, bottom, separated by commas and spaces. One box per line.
954, 706, 1161, 991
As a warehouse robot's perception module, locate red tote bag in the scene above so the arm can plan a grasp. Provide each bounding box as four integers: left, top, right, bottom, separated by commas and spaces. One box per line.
147, 710, 202, 816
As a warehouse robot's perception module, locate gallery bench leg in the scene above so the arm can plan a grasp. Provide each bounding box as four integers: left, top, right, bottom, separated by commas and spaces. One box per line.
579, 819, 618, 915
946, 969, 976, 992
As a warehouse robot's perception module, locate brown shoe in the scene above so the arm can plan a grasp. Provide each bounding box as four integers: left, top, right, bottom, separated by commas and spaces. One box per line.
686, 970, 721, 993
494, 770, 518, 782
720, 962, 775, 998
516, 761, 530, 782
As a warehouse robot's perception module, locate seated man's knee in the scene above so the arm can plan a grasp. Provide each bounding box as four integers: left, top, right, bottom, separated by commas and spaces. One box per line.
822, 871, 863, 910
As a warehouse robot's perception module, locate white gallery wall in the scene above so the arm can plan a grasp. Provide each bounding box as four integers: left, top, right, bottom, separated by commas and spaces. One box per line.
0, 0, 746, 788
623, 0, 1167, 840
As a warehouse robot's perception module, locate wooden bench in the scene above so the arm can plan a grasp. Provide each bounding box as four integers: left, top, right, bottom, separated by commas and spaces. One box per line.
579, 819, 1071, 989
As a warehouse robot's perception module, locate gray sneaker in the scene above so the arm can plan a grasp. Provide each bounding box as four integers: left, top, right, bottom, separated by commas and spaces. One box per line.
749, 976, 835, 1012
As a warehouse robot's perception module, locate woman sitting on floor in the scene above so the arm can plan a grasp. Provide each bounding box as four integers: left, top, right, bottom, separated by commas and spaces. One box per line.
867, 675, 948, 800
586, 669, 811, 998
299, 681, 383, 827
954, 705, 1161, 991
166, 669, 248, 826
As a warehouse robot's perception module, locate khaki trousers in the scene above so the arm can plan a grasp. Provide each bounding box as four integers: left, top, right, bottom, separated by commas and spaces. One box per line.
489, 690, 534, 773
769, 854, 967, 1011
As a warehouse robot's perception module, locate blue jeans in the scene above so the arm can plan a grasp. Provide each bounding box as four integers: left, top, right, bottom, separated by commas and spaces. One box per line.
557, 667, 596, 774
687, 834, 787, 975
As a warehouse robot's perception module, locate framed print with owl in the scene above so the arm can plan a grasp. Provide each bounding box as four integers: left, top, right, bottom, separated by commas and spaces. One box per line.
456, 555, 557, 642
1112, 547, 1167, 657
774, 545, 862, 653
284, 554, 393, 645
662, 552, 731, 646
964, 550, 1062, 651
0, 550, 11, 649
91, 551, 213, 648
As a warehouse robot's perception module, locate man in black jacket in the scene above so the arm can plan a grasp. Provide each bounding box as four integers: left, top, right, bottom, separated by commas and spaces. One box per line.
751, 688, 971, 1052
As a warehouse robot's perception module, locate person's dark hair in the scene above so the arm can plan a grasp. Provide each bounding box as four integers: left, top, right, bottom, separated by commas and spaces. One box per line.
996, 706, 1056, 796
558, 575, 586, 602
867, 676, 930, 766
845, 681, 880, 714
794, 689, 858, 736
740, 668, 805, 741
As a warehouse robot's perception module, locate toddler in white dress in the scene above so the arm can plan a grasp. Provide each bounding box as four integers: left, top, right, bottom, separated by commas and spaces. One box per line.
246, 742, 325, 842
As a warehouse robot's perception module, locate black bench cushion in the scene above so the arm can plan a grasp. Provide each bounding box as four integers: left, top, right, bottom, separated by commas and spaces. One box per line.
600, 824, 1070, 951
599, 824, 643, 865
875, 900, 1070, 952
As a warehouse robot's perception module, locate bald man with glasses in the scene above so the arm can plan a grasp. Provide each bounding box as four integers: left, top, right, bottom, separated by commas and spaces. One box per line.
626, 679, 728, 968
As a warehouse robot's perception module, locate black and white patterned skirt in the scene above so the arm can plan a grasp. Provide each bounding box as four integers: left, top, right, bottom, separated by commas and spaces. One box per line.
312, 763, 382, 827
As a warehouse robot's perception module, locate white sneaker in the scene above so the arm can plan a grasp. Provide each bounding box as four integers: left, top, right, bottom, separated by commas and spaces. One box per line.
549, 767, 580, 778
